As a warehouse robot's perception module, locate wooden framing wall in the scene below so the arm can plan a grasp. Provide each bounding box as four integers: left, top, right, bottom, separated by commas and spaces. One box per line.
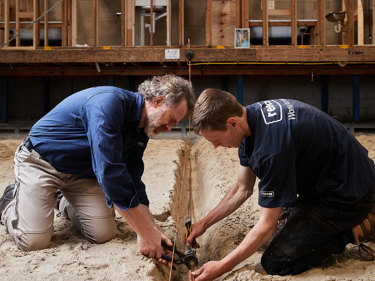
0, 0, 374, 66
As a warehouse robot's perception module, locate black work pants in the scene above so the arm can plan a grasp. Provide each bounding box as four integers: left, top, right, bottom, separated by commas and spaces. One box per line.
261, 189, 375, 275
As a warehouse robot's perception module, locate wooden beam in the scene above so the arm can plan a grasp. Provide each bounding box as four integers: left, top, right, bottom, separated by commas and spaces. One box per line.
121, 0, 125, 46
126, 0, 135, 46
167, 0, 171, 45
357, 0, 364, 45
150, 0, 153, 46
236, 0, 241, 28
317, 0, 325, 46
44, 0, 48, 47
72, 0, 77, 47
179, 0, 184, 46
241, 0, 249, 28
93, 0, 98, 46
1, 46, 374, 63
206, 0, 212, 46
268, 10, 290, 16
16, 0, 20, 46
33, 0, 40, 48
347, 0, 354, 46
262, 0, 269, 46
291, 0, 297, 46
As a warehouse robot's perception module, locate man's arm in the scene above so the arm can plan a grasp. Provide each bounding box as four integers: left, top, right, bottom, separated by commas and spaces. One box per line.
114, 204, 172, 260
186, 165, 256, 246
192, 206, 281, 281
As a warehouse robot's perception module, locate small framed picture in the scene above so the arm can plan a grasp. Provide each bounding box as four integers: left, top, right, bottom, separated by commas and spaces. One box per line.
234, 28, 250, 48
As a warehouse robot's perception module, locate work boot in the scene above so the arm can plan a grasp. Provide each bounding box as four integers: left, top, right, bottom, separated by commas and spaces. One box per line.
0, 184, 15, 220
352, 205, 375, 260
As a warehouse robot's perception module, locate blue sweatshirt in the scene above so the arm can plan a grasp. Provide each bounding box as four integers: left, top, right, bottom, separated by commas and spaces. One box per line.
29, 86, 149, 210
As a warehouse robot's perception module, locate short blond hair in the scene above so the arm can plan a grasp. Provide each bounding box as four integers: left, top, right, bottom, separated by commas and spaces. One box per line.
192, 88, 243, 133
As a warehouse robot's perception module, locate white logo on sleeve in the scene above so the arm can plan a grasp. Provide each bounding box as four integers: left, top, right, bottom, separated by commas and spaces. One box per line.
261, 191, 275, 198
259, 100, 282, 125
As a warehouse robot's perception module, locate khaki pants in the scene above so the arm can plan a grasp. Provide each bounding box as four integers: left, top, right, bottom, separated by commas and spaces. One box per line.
1, 144, 117, 251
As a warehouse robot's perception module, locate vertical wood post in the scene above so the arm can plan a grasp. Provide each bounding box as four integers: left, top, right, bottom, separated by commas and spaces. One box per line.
262, 0, 269, 46
72, 0, 77, 46
121, 0, 126, 46
93, 0, 98, 46
179, 0, 184, 46
291, 0, 297, 46
150, 0, 153, 46
167, 0, 171, 45
205, 0, 212, 46
44, 0, 49, 46
33, 0, 40, 48
318, 0, 325, 46
347, 0, 354, 46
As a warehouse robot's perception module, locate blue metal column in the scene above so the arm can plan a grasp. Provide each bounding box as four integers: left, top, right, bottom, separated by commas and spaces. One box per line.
321, 76, 328, 113
353, 75, 360, 122
237, 75, 243, 105
108, 75, 115, 86
1, 77, 8, 123
43, 77, 50, 114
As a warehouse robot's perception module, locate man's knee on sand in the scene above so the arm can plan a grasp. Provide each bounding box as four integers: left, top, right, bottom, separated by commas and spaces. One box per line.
261, 249, 311, 276
16, 232, 52, 252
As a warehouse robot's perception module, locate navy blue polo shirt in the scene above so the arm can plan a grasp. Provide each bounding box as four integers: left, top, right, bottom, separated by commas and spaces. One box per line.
29, 86, 149, 210
239, 99, 375, 208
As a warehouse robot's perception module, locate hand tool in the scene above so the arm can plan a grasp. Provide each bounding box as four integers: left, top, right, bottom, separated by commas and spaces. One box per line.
161, 239, 198, 270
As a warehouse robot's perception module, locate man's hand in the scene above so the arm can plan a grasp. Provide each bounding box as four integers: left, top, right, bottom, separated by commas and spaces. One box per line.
185, 220, 207, 248
191, 261, 226, 281
114, 204, 172, 263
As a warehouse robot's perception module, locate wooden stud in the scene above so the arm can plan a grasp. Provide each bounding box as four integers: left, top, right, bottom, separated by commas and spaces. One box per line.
121, 0, 125, 46
4, 0, 9, 46
93, 0, 98, 46
179, 0, 184, 46
318, 0, 325, 46
357, 0, 364, 45
206, 0, 211, 46
72, 0, 77, 47
291, 0, 297, 46
347, 0, 354, 46
44, 0, 48, 47
236, 0, 241, 28
126, 0, 135, 46
262, 0, 269, 46
16, 0, 20, 46
150, 0, 153, 46
167, 0, 171, 45
33, 0, 40, 48
243, 0, 249, 28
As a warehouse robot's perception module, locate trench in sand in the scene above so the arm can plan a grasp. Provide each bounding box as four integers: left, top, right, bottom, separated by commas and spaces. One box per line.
153, 138, 259, 281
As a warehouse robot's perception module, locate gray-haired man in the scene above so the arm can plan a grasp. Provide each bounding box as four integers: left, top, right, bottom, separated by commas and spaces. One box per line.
0, 75, 195, 263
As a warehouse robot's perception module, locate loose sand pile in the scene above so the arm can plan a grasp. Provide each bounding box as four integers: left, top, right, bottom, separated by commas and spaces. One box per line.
0, 132, 375, 281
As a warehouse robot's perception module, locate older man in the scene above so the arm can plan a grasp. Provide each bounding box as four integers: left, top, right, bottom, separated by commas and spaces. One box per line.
0, 75, 195, 263
187, 88, 375, 281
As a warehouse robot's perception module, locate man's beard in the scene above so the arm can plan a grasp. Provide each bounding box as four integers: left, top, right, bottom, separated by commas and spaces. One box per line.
144, 109, 164, 138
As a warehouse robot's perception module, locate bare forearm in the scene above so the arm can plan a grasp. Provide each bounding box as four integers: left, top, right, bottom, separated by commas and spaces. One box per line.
201, 183, 250, 229
221, 221, 276, 271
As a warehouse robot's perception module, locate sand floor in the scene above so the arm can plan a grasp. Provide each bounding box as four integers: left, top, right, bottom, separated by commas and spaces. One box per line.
0, 132, 375, 281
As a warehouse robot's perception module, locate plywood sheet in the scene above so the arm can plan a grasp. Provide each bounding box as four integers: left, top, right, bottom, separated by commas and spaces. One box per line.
210, 0, 237, 46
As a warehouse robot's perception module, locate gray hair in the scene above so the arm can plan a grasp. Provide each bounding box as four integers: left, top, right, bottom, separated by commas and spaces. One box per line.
138, 75, 195, 114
